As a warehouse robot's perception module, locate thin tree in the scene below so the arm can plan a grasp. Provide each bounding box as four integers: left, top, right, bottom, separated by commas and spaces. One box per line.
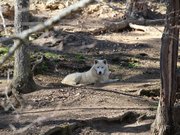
9, 0, 37, 106
151, 0, 180, 134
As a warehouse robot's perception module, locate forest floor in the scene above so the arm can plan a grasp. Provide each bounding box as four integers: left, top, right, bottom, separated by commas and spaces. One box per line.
0, 0, 172, 135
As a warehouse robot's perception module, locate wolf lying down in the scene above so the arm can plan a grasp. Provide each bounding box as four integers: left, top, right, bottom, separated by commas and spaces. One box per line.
61, 59, 119, 86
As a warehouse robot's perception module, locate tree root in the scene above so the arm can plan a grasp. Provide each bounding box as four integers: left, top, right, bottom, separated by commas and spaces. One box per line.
31, 55, 45, 73
0, 76, 38, 110
43, 111, 140, 135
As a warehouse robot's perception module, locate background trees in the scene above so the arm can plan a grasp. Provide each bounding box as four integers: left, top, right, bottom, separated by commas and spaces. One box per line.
125, 0, 148, 19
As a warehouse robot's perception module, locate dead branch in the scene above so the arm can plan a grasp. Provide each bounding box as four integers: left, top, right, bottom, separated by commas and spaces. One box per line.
31, 55, 45, 73
109, 19, 164, 30
91, 19, 165, 34
0, 5, 7, 35
107, 20, 129, 32
129, 23, 149, 32
0, 0, 94, 66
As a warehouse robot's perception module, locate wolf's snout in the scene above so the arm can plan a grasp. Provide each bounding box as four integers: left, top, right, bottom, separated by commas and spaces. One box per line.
98, 71, 102, 75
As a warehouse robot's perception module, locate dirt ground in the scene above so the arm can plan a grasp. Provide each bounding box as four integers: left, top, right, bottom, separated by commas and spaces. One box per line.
0, 0, 169, 135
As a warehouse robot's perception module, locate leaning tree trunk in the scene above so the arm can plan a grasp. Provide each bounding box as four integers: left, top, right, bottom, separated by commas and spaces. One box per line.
151, 0, 180, 135
10, 0, 36, 96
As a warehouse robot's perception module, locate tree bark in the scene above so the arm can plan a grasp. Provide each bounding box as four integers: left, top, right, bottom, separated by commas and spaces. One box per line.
10, 0, 36, 95
125, 0, 148, 19
151, 0, 180, 135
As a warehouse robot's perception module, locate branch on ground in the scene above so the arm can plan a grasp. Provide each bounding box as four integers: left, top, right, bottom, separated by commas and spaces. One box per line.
91, 19, 165, 34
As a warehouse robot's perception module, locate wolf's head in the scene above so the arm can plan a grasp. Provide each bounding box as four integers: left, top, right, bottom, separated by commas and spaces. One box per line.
92, 59, 108, 76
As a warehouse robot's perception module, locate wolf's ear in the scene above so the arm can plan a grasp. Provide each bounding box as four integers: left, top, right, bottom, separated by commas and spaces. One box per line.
94, 59, 98, 64
103, 59, 107, 65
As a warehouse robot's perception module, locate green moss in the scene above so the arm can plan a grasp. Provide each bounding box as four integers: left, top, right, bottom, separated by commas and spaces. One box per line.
44, 52, 59, 59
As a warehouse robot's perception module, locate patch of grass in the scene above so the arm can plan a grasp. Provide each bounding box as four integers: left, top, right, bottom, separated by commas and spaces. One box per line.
0, 47, 9, 59
127, 58, 140, 68
34, 62, 49, 75
44, 52, 59, 59
128, 62, 139, 68
0, 47, 9, 55
75, 53, 85, 61
41, 63, 49, 72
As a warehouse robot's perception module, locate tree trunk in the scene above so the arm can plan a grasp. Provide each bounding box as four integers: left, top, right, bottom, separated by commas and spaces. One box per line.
10, 0, 36, 95
125, 0, 148, 19
160, 0, 168, 3
151, 0, 180, 135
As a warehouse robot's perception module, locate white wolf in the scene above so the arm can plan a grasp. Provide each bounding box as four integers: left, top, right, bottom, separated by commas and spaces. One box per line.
61, 59, 119, 86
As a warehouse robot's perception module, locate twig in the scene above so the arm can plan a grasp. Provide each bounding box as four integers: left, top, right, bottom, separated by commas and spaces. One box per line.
31, 55, 45, 72
0, 5, 8, 35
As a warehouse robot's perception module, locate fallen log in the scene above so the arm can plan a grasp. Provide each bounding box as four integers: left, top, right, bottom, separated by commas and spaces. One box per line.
91, 19, 165, 34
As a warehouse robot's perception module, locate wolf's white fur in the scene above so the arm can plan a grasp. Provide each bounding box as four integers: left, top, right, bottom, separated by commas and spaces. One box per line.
61, 59, 119, 86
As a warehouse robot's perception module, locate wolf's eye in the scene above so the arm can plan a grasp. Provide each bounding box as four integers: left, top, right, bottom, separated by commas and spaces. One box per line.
97, 67, 100, 68
101, 67, 104, 69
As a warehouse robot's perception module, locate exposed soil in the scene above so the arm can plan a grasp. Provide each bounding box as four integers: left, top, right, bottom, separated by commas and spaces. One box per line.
0, 0, 170, 135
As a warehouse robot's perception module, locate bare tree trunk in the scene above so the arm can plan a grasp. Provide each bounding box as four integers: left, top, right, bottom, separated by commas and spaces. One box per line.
151, 0, 180, 134
125, 0, 148, 19
10, 0, 36, 96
